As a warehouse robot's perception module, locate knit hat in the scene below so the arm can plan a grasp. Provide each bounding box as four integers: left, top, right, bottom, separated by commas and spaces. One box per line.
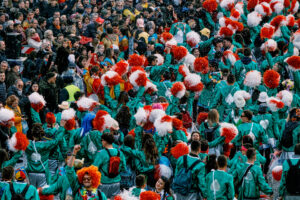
15, 168, 26, 181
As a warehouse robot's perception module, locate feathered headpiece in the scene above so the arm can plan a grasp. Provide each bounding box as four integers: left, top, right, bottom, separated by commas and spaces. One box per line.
77, 165, 101, 188
154, 156, 173, 180
178, 65, 190, 77
154, 115, 173, 137
101, 71, 124, 87
285, 56, 300, 71
77, 97, 98, 112
233, 92, 246, 108
230, 8, 241, 21
8, 132, 29, 152
220, 122, 238, 143
266, 97, 285, 112
276, 90, 293, 107
263, 69, 280, 88
93, 110, 119, 132
288, 0, 299, 14
128, 54, 145, 67
171, 142, 189, 159
255, 2, 272, 16
28, 92, 46, 112
61, 108, 76, 131
244, 70, 262, 87
194, 57, 209, 74
170, 82, 186, 99
247, 0, 259, 10
203, 0, 218, 12
112, 60, 129, 76
184, 73, 204, 92
220, 0, 235, 10
134, 106, 152, 126
186, 31, 201, 47
219, 27, 234, 37
286, 15, 295, 27
0, 108, 15, 126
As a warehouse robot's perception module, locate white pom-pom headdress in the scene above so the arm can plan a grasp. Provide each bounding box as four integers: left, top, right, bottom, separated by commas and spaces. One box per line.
255, 2, 272, 16
101, 70, 124, 87
266, 97, 285, 112
184, 54, 196, 71
247, 11, 262, 27
61, 108, 76, 120
293, 30, 300, 50
8, 132, 29, 152
149, 109, 166, 123
77, 97, 97, 112
134, 106, 152, 126
0, 108, 15, 125
276, 90, 293, 107
186, 31, 201, 48
154, 54, 164, 66
244, 70, 262, 87
184, 73, 204, 92
154, 115, 173, 137
28, 92, 46, 105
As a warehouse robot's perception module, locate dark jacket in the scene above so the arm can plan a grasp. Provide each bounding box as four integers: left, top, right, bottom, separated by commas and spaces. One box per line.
83, 22, 98, 38
7, 85, 30, 114
39, 79, 58, 112
23, 58, 38, 79
0, 50, 7, 63
55, 47, 69, 74
0, 81, 6, 104
5, 71, 20, 89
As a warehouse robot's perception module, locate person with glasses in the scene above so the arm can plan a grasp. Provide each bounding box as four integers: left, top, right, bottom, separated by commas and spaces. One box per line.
232, 110, 268, 150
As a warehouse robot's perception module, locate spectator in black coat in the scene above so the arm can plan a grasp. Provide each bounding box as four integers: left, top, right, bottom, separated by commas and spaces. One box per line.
0, 70, 6, 104
54, 38, 70, 74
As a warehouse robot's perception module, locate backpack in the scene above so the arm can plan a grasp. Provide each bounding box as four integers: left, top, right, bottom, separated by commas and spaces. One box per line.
182, 111, 192, 129
204, 123, 219, 142
9, 182, 29, 200
172, 155, 202, 195
281, 122, 299, 148
286, 159, 300, 195
103, 149, 121, 178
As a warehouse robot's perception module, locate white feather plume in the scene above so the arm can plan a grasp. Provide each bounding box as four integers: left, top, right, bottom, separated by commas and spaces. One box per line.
244, 70, 262, 87
77, 97, 97, 110
154, 54, 164, 66
247, 11, 262, 27
101, 70, 119, 86
129, 70, 146, 88
28, 92, 46, 105
0, 108, 15, 123
154, 116, 173, 137
134, 107, 148, 125
149, 109, 166, 123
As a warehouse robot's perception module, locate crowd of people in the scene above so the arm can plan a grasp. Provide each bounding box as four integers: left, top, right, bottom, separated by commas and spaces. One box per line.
0, 0, 299, 199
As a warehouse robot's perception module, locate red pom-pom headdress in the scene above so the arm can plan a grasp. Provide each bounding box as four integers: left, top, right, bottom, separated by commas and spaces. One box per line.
171, 142, 189, 159
112, 60, 129, 76
223, 50, 239, 66
129, 69, 147, 88
260, 23, 275, 39
8, 132, 29, 152
28, 92, 46, 113
170, 82, 186, 99
45, 112, 56, 125
220, 122, 238, 143
194, 57, 209, 74
285, 56, 300, 71
263, 69, 280, 89
288, 0, 299, 14
184, 73, 204, 92
203, 0, 218, 12
220, 0, 235, 11
197, 112, 208, 125
101, 71, 124, 87
186, 31, 201, 48
77, 165, 101, 188
286, 15, 295, 27
160, 32, 173, 44
270, 15, 287, 31
171, 46, 188, 61
255, 2, 272, 16
154, 115, 173, 137
140, 191, 161, 200
178, 65, 190, 77
248, 0, 259, 10
93, 110, 119, 132
128, 54, 145, 67
219, 27, 234, 37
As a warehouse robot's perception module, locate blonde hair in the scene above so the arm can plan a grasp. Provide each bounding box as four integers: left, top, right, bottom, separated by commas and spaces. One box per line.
207, 109, 219, 126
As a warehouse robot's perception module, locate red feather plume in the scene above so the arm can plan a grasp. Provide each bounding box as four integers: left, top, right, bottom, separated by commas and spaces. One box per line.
197, 112, 208, 125
284, 0, 290, 7
270, 15, 286, 30
170, 82, 185, 98
161, 32, 173, 42
286, 56, 300, 71
128, 54, 145, 66
31, 102, 44, 113
203, 0, 218, 12
270, 99, 284, 108
140, 191, 161, 200
104, 73, 124, 87
92, 110, 108, 131
45, 112, 56, 124
92, 79, 104, 98
14, 132, 29, 151
171, 142, 189, 159
128, 129, 136, 137
194, 57, 209, 74
65, 118, 76, 131
171, 46, 188, 61
221, 125, 238, 143
263, 69, 280, 89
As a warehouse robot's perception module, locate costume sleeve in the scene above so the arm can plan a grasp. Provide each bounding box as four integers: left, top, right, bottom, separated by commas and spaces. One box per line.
30, 108, 41, 124
256, 166, 273, 195
65, 166, 81, 195
197, 164, 207, 198
227, 175, 235, 200
2, 151, 22, 168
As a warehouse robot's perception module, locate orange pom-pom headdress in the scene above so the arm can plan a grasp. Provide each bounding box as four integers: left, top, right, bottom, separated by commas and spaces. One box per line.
8, 132, 29, 152
260, 23, 275, 39
45, 112, 56, 125
171, 142, 189, 159
270, 15, 287, 31
93, 110, 119, 132
170, 82, 186, 99
77, 165, 101, 188
160, 32, 173, 44
101, 71, 124, 87
263, 69, 280, 88
203, 0, 218, 12
219, 27, 234, 37
194, 57, 209, 74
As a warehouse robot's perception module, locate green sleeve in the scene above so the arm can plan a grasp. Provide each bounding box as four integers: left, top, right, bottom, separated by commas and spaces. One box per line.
2, 151, 22, 168
30, 108, 41, 124
256, 166, 273, 195
10, 126, 17, 135
279, 160, 288, 197
197, 164, 207, 198
169, 24, 176, 35
205, 12, 215, 30
144, 93, 152, 105
186, 91, 195, 114
208, 136, 225, 148
42, 176, 61, 195
65, 166, 81, 195
199, 37, 214, 51
104, 86, 118, 110
210, 88, 221, 109
266, 52, 274, 68
198, 19, 205, 30
227, 175, 235, 200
